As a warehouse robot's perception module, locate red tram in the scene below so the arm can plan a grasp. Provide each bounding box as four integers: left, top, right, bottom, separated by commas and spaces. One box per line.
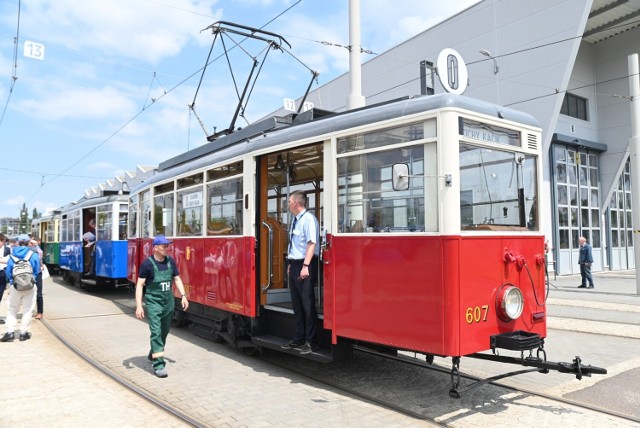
127, 93, 605, 396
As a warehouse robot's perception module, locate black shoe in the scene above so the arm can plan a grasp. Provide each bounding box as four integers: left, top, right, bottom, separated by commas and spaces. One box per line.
281, 340, 305, 350
0, 332, 14, 342
0, 318, 4, 324
577, 285, 587, 288
588, 285, 594, 289
299, 342, 318, 355
19, 332, 31, 341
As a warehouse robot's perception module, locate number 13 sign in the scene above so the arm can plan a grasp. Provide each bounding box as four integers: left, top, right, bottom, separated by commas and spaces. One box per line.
24, 40, 45, 61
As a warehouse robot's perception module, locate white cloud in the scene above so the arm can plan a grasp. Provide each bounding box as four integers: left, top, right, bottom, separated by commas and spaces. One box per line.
15, 85, 137, 121
19, 0, 223, 63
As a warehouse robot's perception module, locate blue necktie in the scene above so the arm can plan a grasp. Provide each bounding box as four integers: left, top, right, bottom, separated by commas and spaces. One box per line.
288, 216, 297, 257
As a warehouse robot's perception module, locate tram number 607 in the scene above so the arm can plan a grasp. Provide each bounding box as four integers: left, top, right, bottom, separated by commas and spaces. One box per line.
465, 305, 489, 324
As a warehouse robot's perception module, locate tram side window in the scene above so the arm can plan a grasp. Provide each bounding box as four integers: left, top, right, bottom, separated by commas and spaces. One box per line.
69, 211, 81, 241
141, 191, 152, 238
459, 143, 538, 230
61, 218, 69, 242
177, 188, 203, 236
338, 145, 426, 233
97, 206, 112, 241
128, 194, 138, 238
207, 177, 242, 235
119, 213, 128, 240
154, 193, 174, 236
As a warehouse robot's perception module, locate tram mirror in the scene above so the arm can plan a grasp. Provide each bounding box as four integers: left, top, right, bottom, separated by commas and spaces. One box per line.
392, 163, 409, 191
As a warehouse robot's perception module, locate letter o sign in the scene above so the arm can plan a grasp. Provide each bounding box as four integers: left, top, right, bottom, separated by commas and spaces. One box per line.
437, 48, 468, 95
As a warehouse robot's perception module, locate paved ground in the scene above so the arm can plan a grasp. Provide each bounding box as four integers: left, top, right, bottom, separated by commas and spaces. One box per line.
0, 270, 638, 427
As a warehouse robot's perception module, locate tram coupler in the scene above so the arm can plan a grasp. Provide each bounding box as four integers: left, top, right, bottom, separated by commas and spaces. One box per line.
448, 350, 607, 398
467, 352, 608, 379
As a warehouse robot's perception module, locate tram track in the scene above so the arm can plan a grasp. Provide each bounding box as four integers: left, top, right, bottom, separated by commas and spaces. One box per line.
40, 314, 639, 427
40, 278, 638, 427
354, 346, 640, 426
40, 317, 205, 428
260, 344, 640, 427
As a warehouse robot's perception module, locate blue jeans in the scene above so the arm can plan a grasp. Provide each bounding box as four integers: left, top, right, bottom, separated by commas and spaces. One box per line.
35, 272, 43, 314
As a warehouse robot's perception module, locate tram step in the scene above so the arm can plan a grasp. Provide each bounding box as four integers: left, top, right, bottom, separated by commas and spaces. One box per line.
252, 334, 333, 363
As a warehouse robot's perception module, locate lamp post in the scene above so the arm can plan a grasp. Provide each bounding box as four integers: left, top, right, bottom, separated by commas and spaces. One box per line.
479, 49, 500, 104
479, 49, 499, 74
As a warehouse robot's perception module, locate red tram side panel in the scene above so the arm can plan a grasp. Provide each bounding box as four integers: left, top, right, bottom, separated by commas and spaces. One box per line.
128, 237, 256, 318
325, 234, 546, 357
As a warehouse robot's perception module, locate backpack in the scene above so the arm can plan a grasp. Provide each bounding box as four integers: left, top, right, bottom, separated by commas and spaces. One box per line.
11, 251, 35, 291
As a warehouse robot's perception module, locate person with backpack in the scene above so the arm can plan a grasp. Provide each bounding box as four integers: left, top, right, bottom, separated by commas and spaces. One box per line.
1, 234, 40, 342
29, 238, 45, 319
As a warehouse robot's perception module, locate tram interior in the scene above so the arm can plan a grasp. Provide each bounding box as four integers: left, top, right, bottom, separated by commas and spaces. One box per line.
261, 144, 324, 315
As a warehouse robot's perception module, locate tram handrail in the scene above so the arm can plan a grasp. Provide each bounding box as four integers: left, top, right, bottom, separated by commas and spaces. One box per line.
261, 221, 273, 292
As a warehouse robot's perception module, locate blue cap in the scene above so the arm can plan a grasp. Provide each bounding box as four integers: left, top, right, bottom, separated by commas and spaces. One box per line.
152, 235, 172, 246
17, 234, 30, 243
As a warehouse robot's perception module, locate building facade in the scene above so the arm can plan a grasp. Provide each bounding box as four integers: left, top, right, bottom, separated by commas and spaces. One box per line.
285, 0, 636, 275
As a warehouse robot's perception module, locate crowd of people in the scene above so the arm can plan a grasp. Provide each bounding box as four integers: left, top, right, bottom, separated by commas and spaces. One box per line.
0, 233, 45, 342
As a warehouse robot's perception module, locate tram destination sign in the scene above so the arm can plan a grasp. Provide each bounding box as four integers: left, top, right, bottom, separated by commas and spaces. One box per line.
459, 118, 520, 147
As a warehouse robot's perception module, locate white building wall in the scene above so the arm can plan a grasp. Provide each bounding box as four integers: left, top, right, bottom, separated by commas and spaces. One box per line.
280, 0, 640, 273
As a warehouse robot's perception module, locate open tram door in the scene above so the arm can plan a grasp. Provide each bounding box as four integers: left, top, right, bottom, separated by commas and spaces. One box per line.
256, 143, 324, 316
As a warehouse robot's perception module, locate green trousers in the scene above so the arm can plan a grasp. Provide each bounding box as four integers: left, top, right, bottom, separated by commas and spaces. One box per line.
146, 291, 175, 370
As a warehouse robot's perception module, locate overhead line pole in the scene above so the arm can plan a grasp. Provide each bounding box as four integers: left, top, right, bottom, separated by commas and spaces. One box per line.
628, 53, 640, 295
347, 0, 365, 109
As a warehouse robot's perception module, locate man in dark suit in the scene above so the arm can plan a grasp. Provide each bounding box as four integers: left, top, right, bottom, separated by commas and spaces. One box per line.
578, 236, 594, 289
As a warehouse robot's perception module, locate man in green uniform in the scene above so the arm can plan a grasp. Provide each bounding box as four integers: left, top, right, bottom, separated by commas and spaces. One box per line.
135, 235, 189, 378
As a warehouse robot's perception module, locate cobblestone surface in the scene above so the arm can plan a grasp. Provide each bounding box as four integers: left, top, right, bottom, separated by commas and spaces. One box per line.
0, 270, 638, 427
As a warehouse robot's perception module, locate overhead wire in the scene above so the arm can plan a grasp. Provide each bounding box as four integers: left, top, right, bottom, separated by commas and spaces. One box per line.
41, 0, 304, 192
17, 3, 640, 204
0, 0, 21, 130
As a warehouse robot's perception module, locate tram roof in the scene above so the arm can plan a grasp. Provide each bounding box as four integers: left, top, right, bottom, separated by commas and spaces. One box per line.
134, 93, 540, 194
59, 194, 130, 214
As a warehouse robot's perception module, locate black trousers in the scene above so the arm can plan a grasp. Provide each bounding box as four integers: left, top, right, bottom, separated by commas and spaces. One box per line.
0, 271, 6, 306
288, 257, 318, 344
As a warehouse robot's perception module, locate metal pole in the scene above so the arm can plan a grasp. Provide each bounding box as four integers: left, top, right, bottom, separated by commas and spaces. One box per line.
627, 53, 640, 294
347, 0, 365, 109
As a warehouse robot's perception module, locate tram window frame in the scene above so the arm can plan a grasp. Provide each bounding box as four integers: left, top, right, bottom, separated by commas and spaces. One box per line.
176, 186, 204, 236
153, 189, 175, 237
337, 141, 434, 234
141, 191, 152, 238
128, 194, 138, 238
69, 210, 81, 241
60, 216, 67, 242
459, 143, 539, 231
177, 173, 204, 189
336, 120, 433, 154
206, 176, 243, 236
97, 205, 112, 241
207, 161, 243, 181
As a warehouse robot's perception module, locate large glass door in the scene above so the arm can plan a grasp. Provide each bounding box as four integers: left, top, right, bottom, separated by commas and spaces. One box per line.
553, 145, 601, 274
607, 158, 634, 270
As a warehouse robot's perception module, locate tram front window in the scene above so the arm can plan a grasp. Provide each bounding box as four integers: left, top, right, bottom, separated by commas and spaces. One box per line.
460, 143, 538, 230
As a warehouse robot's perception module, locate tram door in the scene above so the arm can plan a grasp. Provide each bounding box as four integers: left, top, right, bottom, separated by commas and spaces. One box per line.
257, 143, 324, 311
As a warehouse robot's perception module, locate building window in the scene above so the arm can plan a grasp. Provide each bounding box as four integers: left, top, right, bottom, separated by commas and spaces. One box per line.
560, 93, 588, 121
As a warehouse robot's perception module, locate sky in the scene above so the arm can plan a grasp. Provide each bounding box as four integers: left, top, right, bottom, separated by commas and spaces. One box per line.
0, 0, 478, 218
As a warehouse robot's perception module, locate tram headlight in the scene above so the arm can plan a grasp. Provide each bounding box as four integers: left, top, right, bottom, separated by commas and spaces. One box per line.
496, 286, 524, 321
